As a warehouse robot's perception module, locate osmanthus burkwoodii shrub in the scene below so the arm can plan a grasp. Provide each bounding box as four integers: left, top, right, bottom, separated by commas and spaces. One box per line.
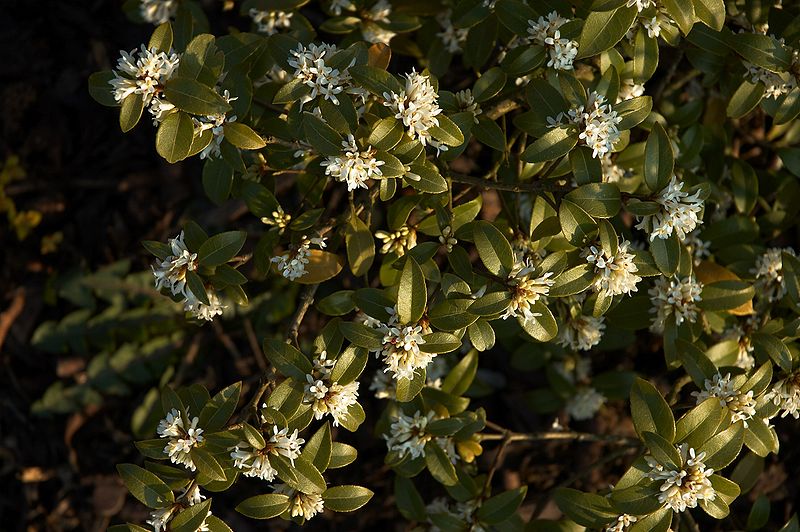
88, 0, 800, 530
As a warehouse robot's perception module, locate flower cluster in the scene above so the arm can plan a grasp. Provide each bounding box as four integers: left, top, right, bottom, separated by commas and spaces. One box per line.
384, 410, 434, 459
723, 323, 756, 370
139, 0, 177, 25
606, 514, 637, 532
288, 42, 356, 106
617, 79, 645, 102
274, 484, 325, 520
455, 89, 482, 123
272, 235, 327, 280
370, 355, 448, 399
601, 155, 627, 183
752, 247, 795, 302
527, 11, 579, 71
636, 176, 704, 241
768, 375, 800, 419
692, 373, 757, 426
744, 62, 794, 99
261, 206, 292, 231
502, 258, 554, 324
192, 89, 238, 160
109, 45, 180, 116
230, 426, 305, 481
303, 351, 360, 426
426, 498, 486, 532
646, 444, 716, 513
558, 314, 606, 351
376, 323, 430, 381
383, 70, 444, 149
649, 275, 703, 332
626, 0, 655, 11
437, 10, 469, 53
583, 239, 641, 296
549, 92, 621, 158
156, 408, 204, 471
321, 134, 385, 191
565, 387, 606, 420
375, 225, 417, 256
439, 225, 458, 252
361, 0, 395, 44
249, 8, 293, 35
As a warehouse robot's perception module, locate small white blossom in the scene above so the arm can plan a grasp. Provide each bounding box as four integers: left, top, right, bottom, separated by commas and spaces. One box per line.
439, 225, 458, 252
157, 408, 204, 471
109, 46, 180, 121
549, 92, 621, 158
184, 289, 226, 322
723, 324, 756, 370
643, 16, 662, 38
646, 444, 716, 512
455, 89, 482, 123
274, 484, 325, 520
272, 235, 327, 280
752, 247, 796, 302
528, 11, 579, 71
261, 206, 292, 230
583, 239, 642, 296
558, 315, 606, 351
179, 484, 205, 506
437, 10, 469, 53
146, 506, 176, 532
302, 351, 360, 426
375, 225, 417, 256
385, 410, 435, 459
685, 230, 711, 266
636, 176, 704, 241
768, 375, 800, 419
230, 426, 305, 481
140, 0, 178, 25
649, 276, 703, 332
152, 231, 197, 298
370, 356, 447, 399
626, 0, 655, 11
193, 89, 239, 160
375, 323, 431, 380
383, 70, 444, 150
606, 514, 637, 532
502, 258, 554, 324
321, 134, 385, 191
249, 8, 293, 35
744, 61, 794, 99
288, 42, 358, 106
617, 79, 645, 103
361, 0, 395, 44
601, 155, 627, 183
566, 387, 606, 420
692, 373, 757, 426
329, 0, 355, 15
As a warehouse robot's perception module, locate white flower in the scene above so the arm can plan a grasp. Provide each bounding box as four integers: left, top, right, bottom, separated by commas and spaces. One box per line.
288, 42, 359, 106
375, 225, 417, 256
140, 0, 178, 25
302, 352, 360, 426
249, 8, 293, 35
152, 231, 197, 298
685, 230, 711, 266
439, 225, 458, 252
375, 324, 432, 380
193, 89, 239, 160
550, 92, 621, 158
744, 61, 794, 99
723, 324, 756, 370
528, 11, 579, 71
768, 376, 800, 419
272, 235, 327, 280
184, 289, 226, 322
649, 276, 703, 333
261, 206, 292, 230
601, 155, 627, 183
502, 258, 554, 324
157, 408, 204, 471
643, 16, 662, 38
626, 0, 655, 11
437, 10, 469, 53
370, 356, 447, 399
566, 387, 606, 420
146, 506, 176, 532
274, 484, 325, 520
692, 373, 757, 426
179, 484, 205, 506
109, 46, 180, 122
321, 134, 385, 191
329, 0, 355, 15
617, 79, 645, 103
636, 176, 704, 241
361, 0, 395, 44
231, 427, 305, 481
752, 247, 795, 302
558, 315, 605, 351
384, 410, 435, 459
646, 444, 716, 512
383, 70, 444, 149
606, 514, 637, 532
455, 89, 482, 123
584, 239, 642, 296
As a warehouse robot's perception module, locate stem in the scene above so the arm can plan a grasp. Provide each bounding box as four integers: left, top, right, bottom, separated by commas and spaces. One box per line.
478, 430, 639, 445
449, 171, 568, 193
483, 430, 513, 496
287, 283, 319, 347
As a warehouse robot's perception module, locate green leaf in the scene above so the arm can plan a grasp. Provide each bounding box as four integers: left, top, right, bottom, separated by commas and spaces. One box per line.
185, 270, 210, 305
442, 350, 478, 396
345, 212, 375, 277
202, 158, 233, 204
703, 423, 745, 470
197, 231, 246, 267
698, 280, 755, 311
553, 488, 618, 528
349, 65, 404, 97
322, 485, 374, 512
478, 487, 527, 524
395, 369, 426, 402
473, 67, 507, 102
577, 7, 638, 59
223, 122, 265, 150
559, 199, 598, 246
339, 322, 384, 350
549, 264, 596, 297
521, 127, 578, 163
394, 476, 427, 521
650, 235, 680, 276
303, 112, 343, 156
330, 346, 368, 386
472, 116, 507, 152
120, 93, 144, 133
367, 117, 404, 150
285, 455, 326, 494
694, 0, 725, 31
731, 160, 759, 214
263, 340, 313, 380
430, 114, 465, 147
565, 183, 621, 218
615, 96, 652, 130
199, 382, 241, 432
727, 81, 765, 119
419, 332, 463, 354
117, 463, 174, 508
519, 301, 558, 342
88, 71, 118, 107
424, 442, 458, 485
329, 442, 357, 469
273, 78, 312, 104
643, 431, 682, 469
675, 398, 725, 449
569, 146, 602, 184
468, 319, 495, 351
428, 299, 478, 331
302, 422, 333, 473
156, 111, 195, 163
644, 123, 673, 192
191, 446, 226, 483
473, 221, 514, 277
728, 33, 792, 72
632, 29, 659, 83
171, 499, 211, 532
630, 377, 675, 442
662, 0, 695, 34
397, 256, 427, 324
148, 23, 173, 52
611, 483, 664, 515
236, 494, 290, 519
752, 333, 793, 373
164, 77, 232, 115
408, 162, 448, 193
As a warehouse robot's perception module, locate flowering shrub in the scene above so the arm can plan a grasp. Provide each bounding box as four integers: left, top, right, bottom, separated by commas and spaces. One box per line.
82, 0, 800, 529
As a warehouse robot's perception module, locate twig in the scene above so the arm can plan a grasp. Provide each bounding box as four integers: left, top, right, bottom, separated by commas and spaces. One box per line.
486, 98, 522, 120
483, 430, 513, 496
478, 430, 639, 446
244, 318, 267, 371
0, 288, 25, 352
449, 171, 568, 193
287, 284, 319, 347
